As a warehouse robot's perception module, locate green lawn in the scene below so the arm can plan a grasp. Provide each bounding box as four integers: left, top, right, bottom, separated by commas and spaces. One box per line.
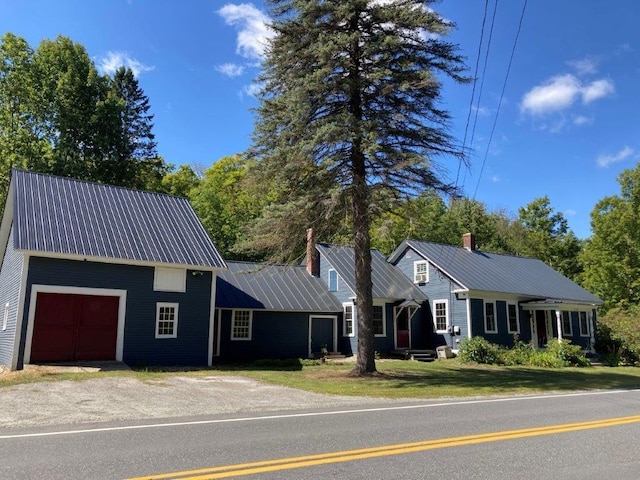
3, 359, 640, 398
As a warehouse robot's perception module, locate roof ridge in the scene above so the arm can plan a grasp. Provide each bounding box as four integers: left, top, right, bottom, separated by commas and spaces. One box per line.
406, 238, 540, 261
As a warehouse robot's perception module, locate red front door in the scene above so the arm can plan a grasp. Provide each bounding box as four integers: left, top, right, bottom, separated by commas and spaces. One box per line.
30, 293, 119, 363
396, 309, 410, 348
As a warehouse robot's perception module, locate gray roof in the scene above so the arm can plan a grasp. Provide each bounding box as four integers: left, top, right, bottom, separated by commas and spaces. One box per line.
216, 261, 343, 312
316, 243, 427, 302
389, 239, 602, 305
10, 169, 226, 269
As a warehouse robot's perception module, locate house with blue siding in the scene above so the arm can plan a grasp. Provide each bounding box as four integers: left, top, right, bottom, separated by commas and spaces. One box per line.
388, 234, 603, 352
306, 230, 428, 356
215, 261, 343, 360
0, 169, 226, 370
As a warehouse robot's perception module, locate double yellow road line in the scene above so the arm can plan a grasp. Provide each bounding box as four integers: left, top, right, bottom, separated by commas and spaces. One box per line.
129, 414, 640, 480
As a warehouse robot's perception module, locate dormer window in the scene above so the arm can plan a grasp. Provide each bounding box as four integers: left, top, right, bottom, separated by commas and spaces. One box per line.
414, 261, 428, 284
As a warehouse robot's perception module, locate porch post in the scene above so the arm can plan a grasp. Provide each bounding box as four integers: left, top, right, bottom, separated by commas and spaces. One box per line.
589, 310, 595, 353
555, 309, 563, 343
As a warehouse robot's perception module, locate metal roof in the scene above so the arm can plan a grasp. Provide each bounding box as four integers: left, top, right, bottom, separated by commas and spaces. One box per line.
11, 169, 226, 269
216, 261, 343, 312
316, 243, 428, 302
389, 239, 602, 305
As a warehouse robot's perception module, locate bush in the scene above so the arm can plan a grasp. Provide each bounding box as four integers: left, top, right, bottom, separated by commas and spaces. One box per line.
544, 339, 591, 367
596, 307, 640, 365
458, 337, 504, 365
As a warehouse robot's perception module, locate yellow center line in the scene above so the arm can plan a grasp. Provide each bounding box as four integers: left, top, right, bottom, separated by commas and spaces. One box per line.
128, 414, 640, 480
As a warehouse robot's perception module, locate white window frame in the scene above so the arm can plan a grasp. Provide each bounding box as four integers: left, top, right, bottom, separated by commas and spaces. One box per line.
579, 311, 589, 337
372, 303, 386, 337
562, 311, 573, 336
2, 302, 8, 331
484, 301, 497, 333
343, 303, 355, 337
155, 302, 179, 339
328, 269, 338, 292
231, 310, 252, 340
414, 260, 428, 284
153, 267, 186, 293
433, 299, 449, 334
507, 303, 520, 334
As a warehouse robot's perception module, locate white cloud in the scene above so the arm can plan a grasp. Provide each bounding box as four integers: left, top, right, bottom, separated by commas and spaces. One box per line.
597, 146, 634, 168
242, 82, 263, 98
581, 79, 615, 104
564, 209, 576, 216
573, 115, 593, 126
218, 3, 273, 60
520, 74, 614, 115
567, 56, 599, 75
215, 63, 245, 77
98, 51, 154, 77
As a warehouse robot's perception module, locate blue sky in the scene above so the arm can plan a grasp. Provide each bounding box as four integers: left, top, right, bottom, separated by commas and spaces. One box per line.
1, 1, 638, 239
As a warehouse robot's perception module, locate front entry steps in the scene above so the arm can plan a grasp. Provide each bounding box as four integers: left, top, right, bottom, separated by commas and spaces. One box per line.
390, 349, 436, 362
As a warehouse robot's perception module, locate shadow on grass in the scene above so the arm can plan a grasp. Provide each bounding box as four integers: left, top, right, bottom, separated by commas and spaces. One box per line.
373, 364, 640, 393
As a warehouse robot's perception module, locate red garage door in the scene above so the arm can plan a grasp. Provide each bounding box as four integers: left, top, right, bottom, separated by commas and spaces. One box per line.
30, 292, 119, 363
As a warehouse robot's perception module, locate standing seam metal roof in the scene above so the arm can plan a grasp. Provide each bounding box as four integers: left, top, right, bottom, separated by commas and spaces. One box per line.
11, 169, 226, 269
390, 239, 602, 304
216, 261, 343, 311
316, 243, 427, 302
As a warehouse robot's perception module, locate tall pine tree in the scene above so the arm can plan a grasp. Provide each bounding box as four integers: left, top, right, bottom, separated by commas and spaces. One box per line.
249, 0, 467, 374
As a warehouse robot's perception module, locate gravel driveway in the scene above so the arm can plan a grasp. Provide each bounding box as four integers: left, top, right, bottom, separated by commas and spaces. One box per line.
0, 368, 386, 429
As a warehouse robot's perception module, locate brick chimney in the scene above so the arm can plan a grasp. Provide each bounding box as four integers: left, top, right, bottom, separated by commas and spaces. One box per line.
306, 228, 319, 277
463, 232, 476, 251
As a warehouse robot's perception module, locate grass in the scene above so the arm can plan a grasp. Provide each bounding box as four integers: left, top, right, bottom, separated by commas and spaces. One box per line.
3, 359, 640, 398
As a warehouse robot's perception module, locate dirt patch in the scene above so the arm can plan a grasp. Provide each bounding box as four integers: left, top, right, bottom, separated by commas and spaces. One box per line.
0, 374, 386, 429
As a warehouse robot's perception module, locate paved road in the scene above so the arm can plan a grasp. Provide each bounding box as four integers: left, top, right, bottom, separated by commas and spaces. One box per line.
2, 388, 640, 479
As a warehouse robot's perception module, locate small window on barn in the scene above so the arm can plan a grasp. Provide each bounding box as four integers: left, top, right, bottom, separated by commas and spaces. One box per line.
231, 310, 252, 340
154, 267, 186, 293
343, 304, 354, 337
156, 303, 178, 339
2, 302, 8, 331
373, 304, 385, 336
414, 261, 428, 284
579, 312, 589, 337
562, 311, 573, 336
328, 269, 338, 291
507, 303, 519, 334
484, 301, 497, 333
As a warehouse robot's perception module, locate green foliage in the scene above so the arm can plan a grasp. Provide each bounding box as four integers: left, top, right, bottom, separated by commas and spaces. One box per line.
595, 306, 640, 365
458, 337, 504, 365
459, 337, 590, 368
161, 164, 201, 197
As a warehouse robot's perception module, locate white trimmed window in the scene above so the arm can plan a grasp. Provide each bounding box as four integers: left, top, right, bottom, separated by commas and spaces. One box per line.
562, 311, 573, 336
343, 304, 354, 337
156, 303, 178, 338
231, 310, 252, 340
579, 311, 589, 337
414, 261, 428, 283
373, 304, 385, 336
153, 267, 186, 292
328, 269, 338, 292
484, 301, 497, 333
433, 299, 449, 333
507, 303, 519, 334
2, 302, 8, 331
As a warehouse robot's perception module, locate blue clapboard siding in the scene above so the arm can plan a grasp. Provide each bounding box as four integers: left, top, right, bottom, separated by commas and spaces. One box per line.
0, 226, 24, 367
217, 310, 311, 360
392, 246, 467, 349
19, 256, 213, 367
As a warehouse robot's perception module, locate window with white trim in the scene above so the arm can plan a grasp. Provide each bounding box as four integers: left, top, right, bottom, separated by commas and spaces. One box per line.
433, 299, 448, 333
156, 303, 178, 338
507, 303, 519, 334
231, 310, 252, 340
562, 311, 573, 336
2, 302, 8, 331
343, 304, 354, 337
484, 301, 497, 333
579, 311, 589, 337
414, 261, 428, 283
153, 267, 186, 292
372, 305, 385, 336
328, 269, 338, 292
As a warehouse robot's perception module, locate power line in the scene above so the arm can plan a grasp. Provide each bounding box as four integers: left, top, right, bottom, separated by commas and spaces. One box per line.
473, 0, 528, 200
